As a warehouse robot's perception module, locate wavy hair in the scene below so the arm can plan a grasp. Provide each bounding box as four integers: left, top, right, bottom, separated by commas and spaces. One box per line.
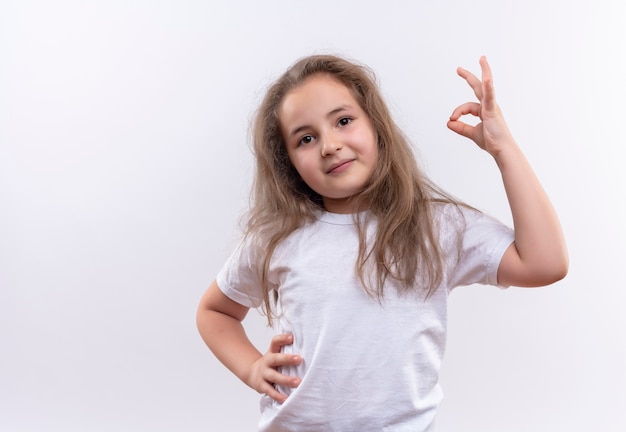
246, 54, 463, 324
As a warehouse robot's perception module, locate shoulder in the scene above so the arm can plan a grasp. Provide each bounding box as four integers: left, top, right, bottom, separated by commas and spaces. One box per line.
432, 201, 514, 263
435, 204, 514, 289
431, 201, 470, 234
431, 201, 510, 234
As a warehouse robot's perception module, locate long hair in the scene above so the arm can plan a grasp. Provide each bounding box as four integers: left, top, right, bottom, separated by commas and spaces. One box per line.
246, 54, 463, 324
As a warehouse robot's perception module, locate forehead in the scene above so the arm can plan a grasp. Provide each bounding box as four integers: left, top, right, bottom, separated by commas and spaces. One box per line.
279, 74, 359, 123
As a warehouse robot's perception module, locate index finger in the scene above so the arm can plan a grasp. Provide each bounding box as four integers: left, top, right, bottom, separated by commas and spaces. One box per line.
457, 66, 483, 101
269, 333, 294, 353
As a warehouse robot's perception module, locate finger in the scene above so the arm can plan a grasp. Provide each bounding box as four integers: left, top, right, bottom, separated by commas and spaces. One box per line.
265, 353, 302, 369
457, 67, 483, 100
447, 119, 480, 143
479, 56, 496, 111
268, 333, 294, 353
259, 382, 289, 404
449, 102, 481, 121
264, 368, 302, 388
259, 369, 301, 404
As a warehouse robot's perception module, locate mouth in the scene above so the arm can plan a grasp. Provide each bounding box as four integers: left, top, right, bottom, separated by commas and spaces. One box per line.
326, 159, 355, 174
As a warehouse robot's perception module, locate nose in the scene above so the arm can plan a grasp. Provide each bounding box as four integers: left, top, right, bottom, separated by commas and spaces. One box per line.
320, 132, 342, 157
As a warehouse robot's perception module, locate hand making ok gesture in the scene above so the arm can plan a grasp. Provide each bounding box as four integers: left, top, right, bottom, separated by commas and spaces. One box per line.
447, 56, 516, 158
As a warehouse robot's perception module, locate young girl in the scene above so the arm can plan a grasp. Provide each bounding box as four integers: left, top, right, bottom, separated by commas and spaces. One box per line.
196, 54, 568, 431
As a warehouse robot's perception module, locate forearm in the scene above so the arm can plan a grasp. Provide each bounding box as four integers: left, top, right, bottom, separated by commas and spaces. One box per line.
495, 140, 568, 284
197, 308, 262, 386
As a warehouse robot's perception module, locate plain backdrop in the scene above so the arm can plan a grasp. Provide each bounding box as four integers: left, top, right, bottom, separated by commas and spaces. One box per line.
1, 1, 625, 431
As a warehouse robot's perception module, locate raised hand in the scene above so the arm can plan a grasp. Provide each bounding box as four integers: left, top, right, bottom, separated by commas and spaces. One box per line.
447, 56, 515, 158
246, 333, 302, 403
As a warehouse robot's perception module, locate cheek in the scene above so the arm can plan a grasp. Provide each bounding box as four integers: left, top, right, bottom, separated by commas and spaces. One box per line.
286, 148, 300, 170
295, 161, 317, 180
287, 155, 311, 180
290, 148, 317, 169
284, 152, 307, 185
364, 136, 379, 164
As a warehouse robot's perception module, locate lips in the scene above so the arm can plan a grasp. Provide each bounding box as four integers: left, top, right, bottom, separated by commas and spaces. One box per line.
326, 159, 355, 174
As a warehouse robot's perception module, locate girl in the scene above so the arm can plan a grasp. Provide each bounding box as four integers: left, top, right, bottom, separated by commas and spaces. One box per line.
196, 54, 568, 431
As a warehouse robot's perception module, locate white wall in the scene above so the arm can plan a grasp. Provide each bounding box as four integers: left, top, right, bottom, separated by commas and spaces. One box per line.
1, 1, 624, 431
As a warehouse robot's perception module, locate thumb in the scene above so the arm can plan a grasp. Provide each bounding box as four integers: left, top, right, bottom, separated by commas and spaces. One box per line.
447, 119, 476, 140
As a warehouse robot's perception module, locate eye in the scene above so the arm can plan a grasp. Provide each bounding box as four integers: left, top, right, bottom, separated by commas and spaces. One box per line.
337, 117, 352, 127
298, 135, 314, 146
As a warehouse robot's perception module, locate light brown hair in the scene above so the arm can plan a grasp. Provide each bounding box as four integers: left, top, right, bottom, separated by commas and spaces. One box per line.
246, 54, 463, 324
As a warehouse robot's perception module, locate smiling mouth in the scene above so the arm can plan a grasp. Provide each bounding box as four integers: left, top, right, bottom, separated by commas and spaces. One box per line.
326, 159, 354, 174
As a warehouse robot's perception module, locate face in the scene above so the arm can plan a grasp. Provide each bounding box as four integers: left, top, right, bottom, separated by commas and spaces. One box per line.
278, 74, 378, 214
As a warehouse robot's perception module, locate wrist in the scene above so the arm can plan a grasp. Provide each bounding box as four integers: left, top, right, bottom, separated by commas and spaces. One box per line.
492, 139, 522, 168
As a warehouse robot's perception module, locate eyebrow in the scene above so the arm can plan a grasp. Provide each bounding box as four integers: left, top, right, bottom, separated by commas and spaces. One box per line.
287, 105, 352, 139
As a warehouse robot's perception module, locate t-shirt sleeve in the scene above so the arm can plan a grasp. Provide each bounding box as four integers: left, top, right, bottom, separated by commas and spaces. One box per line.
445, 206, 515, 290
215, 237, 265, 308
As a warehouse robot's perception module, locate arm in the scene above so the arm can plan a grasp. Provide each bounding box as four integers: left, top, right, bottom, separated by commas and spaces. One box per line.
447, 56, 568, 287
196, 280, 301, 402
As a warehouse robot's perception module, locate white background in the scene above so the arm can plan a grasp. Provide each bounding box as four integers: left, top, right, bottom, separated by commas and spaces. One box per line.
1, 1, 625, 431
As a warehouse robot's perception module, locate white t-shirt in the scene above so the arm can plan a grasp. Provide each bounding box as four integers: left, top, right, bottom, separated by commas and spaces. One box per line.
217, 204, 514, 432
